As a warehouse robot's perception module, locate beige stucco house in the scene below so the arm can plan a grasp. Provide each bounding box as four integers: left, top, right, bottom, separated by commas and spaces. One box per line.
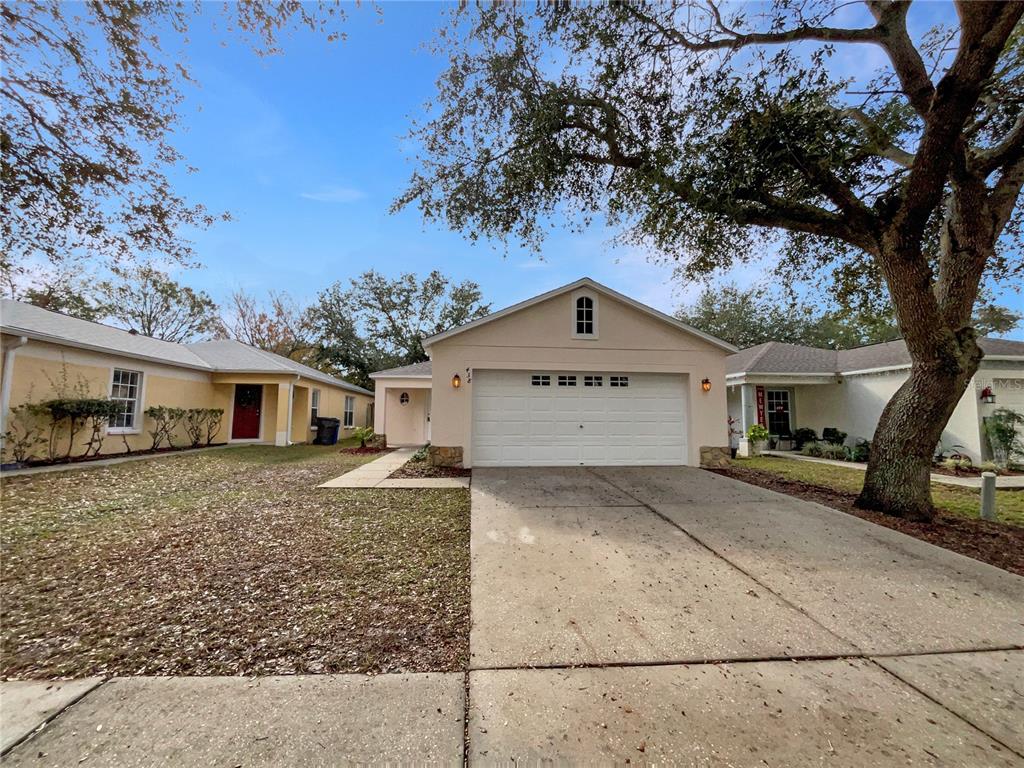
370, 278, 736, 468
727, 338, 1024, 461
0, 299, 372, 458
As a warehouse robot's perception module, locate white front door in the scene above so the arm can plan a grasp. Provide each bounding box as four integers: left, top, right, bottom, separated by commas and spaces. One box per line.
472, 370, 688, 467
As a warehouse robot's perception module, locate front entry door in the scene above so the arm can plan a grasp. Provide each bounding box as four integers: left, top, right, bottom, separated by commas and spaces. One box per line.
232, 384, 262, 439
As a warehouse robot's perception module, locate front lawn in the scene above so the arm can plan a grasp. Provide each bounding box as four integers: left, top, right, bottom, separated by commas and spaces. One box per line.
1, 444, 470, 679
715, 456, 1024, 576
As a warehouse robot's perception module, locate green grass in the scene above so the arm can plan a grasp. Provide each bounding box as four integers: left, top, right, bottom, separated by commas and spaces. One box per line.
735, 456, 1024, 526
1, 444, 470, 678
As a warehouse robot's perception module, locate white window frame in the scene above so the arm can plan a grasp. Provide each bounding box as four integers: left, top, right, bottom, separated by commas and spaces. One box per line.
531, 374, 551, 387
584, 375, 603, 387
344, 395, 355, 428
310, 388, 321, 426
571, 291, 599, 339
609, 376, 629, 388
108, 368, 144, 434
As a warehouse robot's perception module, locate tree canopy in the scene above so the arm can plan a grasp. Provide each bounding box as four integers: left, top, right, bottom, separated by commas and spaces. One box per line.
310, 270, 491, 388
97, 266, 222, 343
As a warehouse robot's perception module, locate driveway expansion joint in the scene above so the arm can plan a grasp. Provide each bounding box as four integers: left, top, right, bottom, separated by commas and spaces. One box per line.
0, 677, 107, 757
583, 467, 867, 657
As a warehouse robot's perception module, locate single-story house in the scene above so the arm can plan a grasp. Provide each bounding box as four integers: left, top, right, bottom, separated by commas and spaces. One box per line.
370, 277, 736, 467
0, 299, 373, 456
727, 337, 1024, 461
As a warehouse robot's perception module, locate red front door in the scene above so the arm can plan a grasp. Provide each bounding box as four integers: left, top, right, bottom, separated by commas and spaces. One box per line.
231, 384, 262, 439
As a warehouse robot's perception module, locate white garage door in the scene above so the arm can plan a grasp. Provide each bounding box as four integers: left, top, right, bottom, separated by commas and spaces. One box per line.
472, 370, 688, 467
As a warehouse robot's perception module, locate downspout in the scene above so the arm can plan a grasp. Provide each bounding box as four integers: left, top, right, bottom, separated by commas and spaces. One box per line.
286, 376, 297, 446
1, 336, 29, 440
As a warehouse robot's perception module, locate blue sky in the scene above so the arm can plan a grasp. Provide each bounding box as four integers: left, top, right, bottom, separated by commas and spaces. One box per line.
164, 2, 1022, 337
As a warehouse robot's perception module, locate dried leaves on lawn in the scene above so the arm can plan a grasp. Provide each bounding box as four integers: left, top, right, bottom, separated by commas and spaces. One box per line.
1, 445, 469, 679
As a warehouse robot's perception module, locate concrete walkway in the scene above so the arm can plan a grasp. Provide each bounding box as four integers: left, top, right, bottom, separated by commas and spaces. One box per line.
318, 446, 469, 489
761, 449, 1024, 488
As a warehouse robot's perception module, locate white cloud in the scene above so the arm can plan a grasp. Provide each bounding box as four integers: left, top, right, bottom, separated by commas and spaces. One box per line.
300, 185, 367, 203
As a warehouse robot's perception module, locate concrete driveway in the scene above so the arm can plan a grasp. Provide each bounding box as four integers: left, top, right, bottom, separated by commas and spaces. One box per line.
469, 466, 1024, 764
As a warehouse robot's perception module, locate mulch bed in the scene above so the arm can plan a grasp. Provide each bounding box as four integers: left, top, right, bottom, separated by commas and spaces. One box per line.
390, 459, 472, 480
338, 446, 391, 455
1, 445, 469, 679
711, 465, 1024, 577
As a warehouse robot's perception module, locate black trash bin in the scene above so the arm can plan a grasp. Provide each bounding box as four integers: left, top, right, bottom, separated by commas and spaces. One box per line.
314, 417, 341, 445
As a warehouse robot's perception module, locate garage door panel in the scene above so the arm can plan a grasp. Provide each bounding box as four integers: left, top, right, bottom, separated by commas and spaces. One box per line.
472, 370, 688, 467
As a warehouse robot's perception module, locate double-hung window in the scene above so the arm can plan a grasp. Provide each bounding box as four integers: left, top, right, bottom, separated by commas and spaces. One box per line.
310, 389, 321, 425
344, 395, 355, 428
109, 368, 142, 431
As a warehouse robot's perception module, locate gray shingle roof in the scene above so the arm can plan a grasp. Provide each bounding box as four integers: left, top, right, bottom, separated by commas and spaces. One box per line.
187, 340, 372, 394
728, 336, 1024, 376
370, 360, 433, 378
2, 299, 212, 369
1, 299, 371, 395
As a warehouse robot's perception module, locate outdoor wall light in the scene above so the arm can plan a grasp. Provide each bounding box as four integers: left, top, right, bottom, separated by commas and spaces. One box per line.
452, 373, 462, 389
701, 378, 712, 392
980, 385, 995, 404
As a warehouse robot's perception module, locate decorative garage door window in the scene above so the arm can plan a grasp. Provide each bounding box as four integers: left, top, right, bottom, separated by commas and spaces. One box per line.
584, 375, 603, 387
609, 376, 629, 387
766, 389, 791, 434
558, 375, 577, 387
531, 374, 551, 386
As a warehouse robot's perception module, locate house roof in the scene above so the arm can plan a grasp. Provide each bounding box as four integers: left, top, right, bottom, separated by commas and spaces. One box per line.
728, 336, 1024, 377
1, 299, 371, 395
369, 360, 433, 379
421, 277, 738, 354
187, 340, 372, 394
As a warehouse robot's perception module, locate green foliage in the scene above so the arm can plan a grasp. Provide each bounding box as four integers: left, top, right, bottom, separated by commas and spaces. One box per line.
310, 270, 490, 389
35, 398, 120, 460
97, 266, 223, 342
747, 424, 770, 443
793, 428, 818, 450
801, 442, 824, 458
984, 408, 1024, 466
352, 426, 375, 449
1, 404, 47, 464
144, 406, 186, 451
676, 284, 900, 350
411, 444, 430, 462
846, 439, 872, 463
183, 408, 226, 448
822, 428, 847, 445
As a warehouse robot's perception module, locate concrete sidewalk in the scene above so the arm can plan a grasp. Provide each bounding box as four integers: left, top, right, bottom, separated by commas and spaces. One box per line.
2, 673, 465, 765
761, 449, 1024, 488
318, 446, 469, 488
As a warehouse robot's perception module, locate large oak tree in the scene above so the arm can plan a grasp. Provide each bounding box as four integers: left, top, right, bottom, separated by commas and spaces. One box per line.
396, 0, 1024, 520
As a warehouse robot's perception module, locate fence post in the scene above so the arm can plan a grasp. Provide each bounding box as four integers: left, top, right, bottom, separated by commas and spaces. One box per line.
980, 472, 997, 521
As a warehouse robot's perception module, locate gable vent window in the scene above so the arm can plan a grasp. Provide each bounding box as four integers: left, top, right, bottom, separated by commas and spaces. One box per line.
531, 374, 551, 387
575, 296, 594, 335
584, 375, 603, 387
610, 376, 629, 388
557, 375, 577, 387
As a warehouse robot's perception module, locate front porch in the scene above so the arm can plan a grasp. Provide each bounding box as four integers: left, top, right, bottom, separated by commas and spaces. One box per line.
727, 377, 845, 449
214, 374, 320, 447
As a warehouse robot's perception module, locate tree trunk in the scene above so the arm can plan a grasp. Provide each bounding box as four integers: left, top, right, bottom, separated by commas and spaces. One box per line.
856, 333, 982, 521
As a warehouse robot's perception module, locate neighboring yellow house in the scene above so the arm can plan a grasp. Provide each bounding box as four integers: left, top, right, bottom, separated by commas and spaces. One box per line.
0, 299, 373, 458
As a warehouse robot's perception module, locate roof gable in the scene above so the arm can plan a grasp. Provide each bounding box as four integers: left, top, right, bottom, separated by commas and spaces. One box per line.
422, 277, 737, 353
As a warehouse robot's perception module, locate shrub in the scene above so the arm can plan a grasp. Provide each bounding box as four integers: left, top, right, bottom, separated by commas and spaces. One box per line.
182, 408, 225, 448
819, 443, 847, 460
846, 438, 871, 463
37, 397, 120, 459
978, 460, 1001, 474
352, 426, 375, 449
822, 428, 847, 445
793, 427, 817, 450
984, 408, 1024, 467
801, 442, 824, 458
1, 403, 46, 463
411, 442, 429, 462
747, 424, 769, 443
144, 406, 186, 450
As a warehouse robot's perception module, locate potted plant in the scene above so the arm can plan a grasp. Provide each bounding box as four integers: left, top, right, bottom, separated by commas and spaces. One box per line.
747, 424, 770, 455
